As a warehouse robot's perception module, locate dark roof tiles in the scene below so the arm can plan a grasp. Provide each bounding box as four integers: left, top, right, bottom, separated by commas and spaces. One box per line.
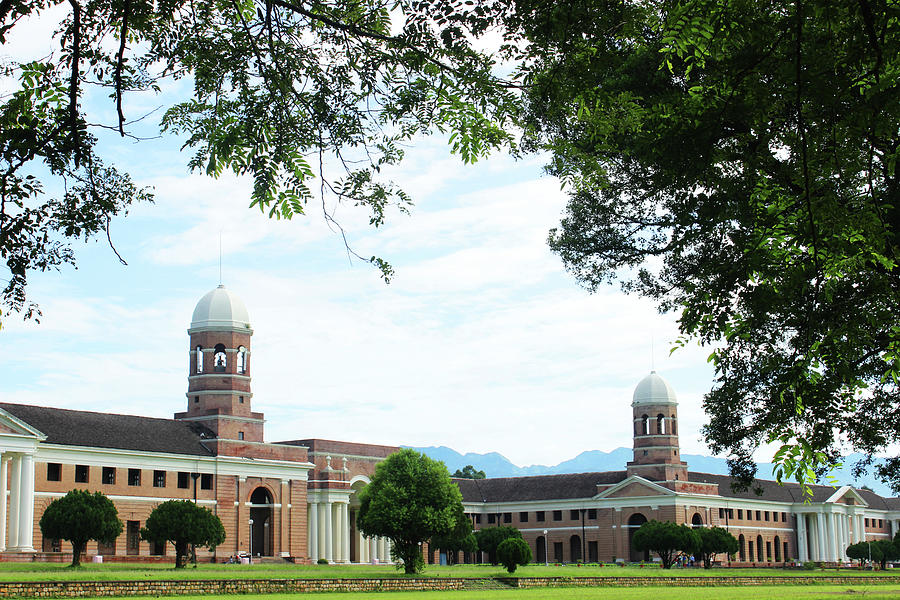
0, 403, 215, 456
455, 472, 627, 503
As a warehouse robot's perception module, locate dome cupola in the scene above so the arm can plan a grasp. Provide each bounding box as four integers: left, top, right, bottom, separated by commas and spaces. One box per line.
632, 371, 678, 406
190, 285, 252, 332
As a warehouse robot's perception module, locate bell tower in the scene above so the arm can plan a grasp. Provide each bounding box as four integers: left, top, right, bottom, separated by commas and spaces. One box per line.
175, 285, 265, 442
626, 371, 689, 483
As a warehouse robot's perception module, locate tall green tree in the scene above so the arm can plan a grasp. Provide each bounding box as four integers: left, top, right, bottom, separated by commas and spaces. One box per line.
452, 465, 486, 479
695, 526, 738, 569
516, 0, 900, 492
631, 520, 699, 569
0, 0, 516, 325
140, 500, 225, 568
475, 525, 523, 565
428, 502, 477, 565
357, 448, 465, 574
39, 489, 123, 567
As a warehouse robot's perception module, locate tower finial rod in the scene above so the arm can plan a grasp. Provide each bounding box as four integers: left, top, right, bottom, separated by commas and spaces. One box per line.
218, 231, 223, 285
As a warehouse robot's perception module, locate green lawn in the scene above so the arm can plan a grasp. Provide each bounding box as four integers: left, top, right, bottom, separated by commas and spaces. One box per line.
0, 562, 896, 581
110, 586, 900, 600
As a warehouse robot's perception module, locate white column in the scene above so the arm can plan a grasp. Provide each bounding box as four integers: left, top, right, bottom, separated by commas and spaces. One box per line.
369, 536, 377, 564
378, 537, 387, 562
341, 503, 350, 563
385, 538, 392, 563
857, 515, 865, 542
7, 455, 20, 551
829, 512, 839, 561
797, 514, 808, 563
17, 454, 34, 552
815, 512, 826, 561
324, 501, 334, 563
317, 503, 327, 562
334, 503, 345, 563
841, 515, 849, 559
308, 502, 319, 562
0, 454, 7, 552
358, 530, 367, 563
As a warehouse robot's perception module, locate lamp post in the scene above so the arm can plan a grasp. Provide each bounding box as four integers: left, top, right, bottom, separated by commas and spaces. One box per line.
543, 529, 548, 566
248, 518, 254, 564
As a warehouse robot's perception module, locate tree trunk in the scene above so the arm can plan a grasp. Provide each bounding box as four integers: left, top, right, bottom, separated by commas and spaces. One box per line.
70, 540, 86, 568
175, 541, 187, 568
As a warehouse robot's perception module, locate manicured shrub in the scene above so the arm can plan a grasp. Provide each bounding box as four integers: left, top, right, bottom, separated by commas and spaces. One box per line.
497, 537, 531, 573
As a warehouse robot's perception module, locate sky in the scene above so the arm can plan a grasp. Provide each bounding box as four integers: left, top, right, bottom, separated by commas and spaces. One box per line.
0, 6, 722, 469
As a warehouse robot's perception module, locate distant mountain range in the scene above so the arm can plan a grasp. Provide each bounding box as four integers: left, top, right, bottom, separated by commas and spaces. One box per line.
409, 446, 897, 498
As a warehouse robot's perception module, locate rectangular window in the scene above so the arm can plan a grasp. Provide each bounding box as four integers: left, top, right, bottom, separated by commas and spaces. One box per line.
239, 396, 244, 403
536, 511, 545, 522
128, 468, 141, 486
503, 512, 512, 524
487, 514, 496, 524
553, 542, 563, 562
570, 509, 580, 520
97, 537, 116, 555
46, 463, 61, 482
153, 470, 166, 488
587, 508, 597, 519
177, 472, 190, 489
879, 519, 884, 528
75, 464, 89, 483
553, 510, 562, 521
781, 512, 787, 522
102, 467, 115, 485
201, 473, 213, 490
126, 521, 140, 555
519, 512, 529, 523
764, 511, 769, 521
737, 509, 743, 520
865, 518, 869, 527
719, 508, 724, 519
238, 432, 245, 440
728, 509, 734, 519
755, 510, 761, 521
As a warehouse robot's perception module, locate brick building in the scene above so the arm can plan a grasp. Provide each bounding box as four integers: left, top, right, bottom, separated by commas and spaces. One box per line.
0, 286, 897, 564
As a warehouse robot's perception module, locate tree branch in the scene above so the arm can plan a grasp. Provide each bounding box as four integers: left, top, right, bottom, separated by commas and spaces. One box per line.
115, 0, 132, 136
68, 0, 82, 167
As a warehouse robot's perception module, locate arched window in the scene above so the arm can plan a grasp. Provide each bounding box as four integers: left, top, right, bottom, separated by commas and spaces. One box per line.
214, 343, 227, 372
657, 414, 666, 435
671, 418, 677, 435
237, 346, 247, 374
738, 534, 745, 561
195, 346, 203, 374
774, 536, 781, 561
756, 535, 764, 562
641, 414, 650, 435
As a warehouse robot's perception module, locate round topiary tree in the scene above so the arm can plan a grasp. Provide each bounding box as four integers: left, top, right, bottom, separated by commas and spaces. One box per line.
497, 537, 532, 573
39, 489, 123, 567
140, 500, 225, 568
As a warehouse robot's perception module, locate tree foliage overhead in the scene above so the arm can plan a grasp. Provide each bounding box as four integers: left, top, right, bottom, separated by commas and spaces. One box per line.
39, 489, 123, 567
518, 0, 900, 492
357, 448, 465, 574
140, 500, 226, 568
631, 520, 698, 569
0, 0, 517, 323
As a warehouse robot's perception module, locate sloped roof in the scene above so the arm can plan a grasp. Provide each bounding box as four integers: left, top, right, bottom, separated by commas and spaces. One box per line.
455, 471, 628, 503
455, 469, 900, 508
0, 403, 215, 457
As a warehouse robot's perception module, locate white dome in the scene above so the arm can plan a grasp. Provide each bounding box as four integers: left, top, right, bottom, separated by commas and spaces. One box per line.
190, 285, 251, 331
632, 371, 678, 406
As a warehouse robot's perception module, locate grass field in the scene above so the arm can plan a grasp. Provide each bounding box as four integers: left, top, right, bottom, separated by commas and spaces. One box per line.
0, 562, 897, 581
113, 586, 900, 600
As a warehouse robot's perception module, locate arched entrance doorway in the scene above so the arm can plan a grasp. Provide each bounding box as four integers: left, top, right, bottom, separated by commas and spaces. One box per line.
536, 536, 546, 564
349, 478, 370, 563
691, 513, 703, 528
249, 487, 273, 557
627, 513, 649, 562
